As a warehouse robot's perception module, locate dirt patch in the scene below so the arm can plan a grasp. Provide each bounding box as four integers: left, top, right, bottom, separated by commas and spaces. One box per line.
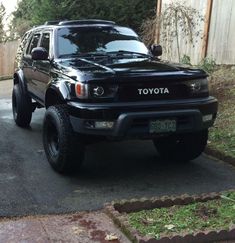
207, 66, 235, 160
194, 204, 218, 220
209, 66, 235, 97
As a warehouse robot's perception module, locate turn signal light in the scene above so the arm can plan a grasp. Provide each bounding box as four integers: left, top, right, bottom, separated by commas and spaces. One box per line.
75, 82, 88, 99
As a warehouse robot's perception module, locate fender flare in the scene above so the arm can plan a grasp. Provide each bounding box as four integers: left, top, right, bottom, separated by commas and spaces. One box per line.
13, 70, 28, 95
45, 81, 71, 107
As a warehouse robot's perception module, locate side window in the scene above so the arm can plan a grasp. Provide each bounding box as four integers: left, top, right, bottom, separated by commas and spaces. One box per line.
40, 32, 50, 54
16, 31, 32, 61
26, 33, 41, 55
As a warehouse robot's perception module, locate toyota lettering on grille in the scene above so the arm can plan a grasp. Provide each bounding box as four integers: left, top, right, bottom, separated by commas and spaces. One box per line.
138, 88, 170, 95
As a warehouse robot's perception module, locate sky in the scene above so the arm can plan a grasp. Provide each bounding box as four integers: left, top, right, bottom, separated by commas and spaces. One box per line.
1, 0, 18, 15
1, 0, 18, 26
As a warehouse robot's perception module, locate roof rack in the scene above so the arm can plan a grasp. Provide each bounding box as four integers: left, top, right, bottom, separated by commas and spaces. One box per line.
58, 19, 116, 26
44, 20, 61, 25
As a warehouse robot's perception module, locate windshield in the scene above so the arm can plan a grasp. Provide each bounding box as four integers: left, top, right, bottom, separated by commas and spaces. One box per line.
56, 26, 149, 58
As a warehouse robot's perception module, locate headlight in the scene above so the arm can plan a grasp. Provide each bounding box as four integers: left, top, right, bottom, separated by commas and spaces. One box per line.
89, 84, 118, 99
75, 82, 118, 99
186, 78, 209, 96
93, 86, 105, 97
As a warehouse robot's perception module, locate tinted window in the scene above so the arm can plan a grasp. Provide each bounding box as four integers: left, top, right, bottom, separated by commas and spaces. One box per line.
40, 32, 50, 54
56, 26, 148, 57
26, 33, 41, 55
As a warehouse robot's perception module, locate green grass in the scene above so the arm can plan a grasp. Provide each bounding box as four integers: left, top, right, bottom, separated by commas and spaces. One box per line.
128, 192, 235, 239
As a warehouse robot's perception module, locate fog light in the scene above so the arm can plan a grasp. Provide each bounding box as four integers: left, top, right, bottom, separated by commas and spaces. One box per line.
85, 120, 114, 129
95, 121, 114, 129
203, 114, 213, 122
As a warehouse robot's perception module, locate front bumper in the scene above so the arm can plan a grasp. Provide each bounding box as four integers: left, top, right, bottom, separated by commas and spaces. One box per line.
68, 97, 218, 138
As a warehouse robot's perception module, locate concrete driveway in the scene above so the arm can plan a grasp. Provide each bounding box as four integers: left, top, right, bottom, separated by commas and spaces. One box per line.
1, 79, 235, 217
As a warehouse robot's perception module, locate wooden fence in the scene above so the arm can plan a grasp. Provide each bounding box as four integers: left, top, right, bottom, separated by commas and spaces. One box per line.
156, 0, 235, 64
0, 40, 20, 78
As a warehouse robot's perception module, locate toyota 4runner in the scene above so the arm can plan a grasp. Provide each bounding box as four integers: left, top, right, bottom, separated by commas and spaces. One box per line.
12, 19, 218, 173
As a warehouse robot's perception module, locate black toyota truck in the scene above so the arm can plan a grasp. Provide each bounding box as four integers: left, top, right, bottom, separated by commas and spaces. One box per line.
12, 19, 218, 173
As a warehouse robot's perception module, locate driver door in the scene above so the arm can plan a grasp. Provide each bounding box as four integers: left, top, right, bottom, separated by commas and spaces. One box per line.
32, 31, 52, 103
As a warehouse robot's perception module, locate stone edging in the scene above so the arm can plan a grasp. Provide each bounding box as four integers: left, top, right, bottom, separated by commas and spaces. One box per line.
205, 146, 235, 167
105, 191, 235, 243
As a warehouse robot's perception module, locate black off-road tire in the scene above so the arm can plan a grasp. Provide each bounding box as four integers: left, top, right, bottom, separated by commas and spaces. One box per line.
153, 130, 208, 162
12, 84, 32, 127
43, 105, 85, 173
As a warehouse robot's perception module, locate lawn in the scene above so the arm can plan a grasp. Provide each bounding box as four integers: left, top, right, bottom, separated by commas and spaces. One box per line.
128, 192, 235, 239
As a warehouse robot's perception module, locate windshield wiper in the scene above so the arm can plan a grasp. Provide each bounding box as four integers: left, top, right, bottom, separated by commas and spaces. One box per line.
58, 53, 81, 58
107, 50, 151, 58
58, 52, 109, 59
59, 51, 150, 59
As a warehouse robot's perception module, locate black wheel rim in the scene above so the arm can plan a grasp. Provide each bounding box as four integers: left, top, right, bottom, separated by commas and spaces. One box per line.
46, 120, 59, 158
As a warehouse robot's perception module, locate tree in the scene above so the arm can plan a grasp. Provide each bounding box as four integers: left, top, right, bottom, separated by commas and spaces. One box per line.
8, 0, 34, 39
68, 0, 156, 32
141, 1, 204, 62
31, 0, 74, 26
160, 2, 204, 62
10, 0, 156, 38
0, 3, 6, 42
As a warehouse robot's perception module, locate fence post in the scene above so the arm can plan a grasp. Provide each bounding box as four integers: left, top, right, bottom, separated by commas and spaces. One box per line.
201, 0, 213, 59
155, 0, 162, 44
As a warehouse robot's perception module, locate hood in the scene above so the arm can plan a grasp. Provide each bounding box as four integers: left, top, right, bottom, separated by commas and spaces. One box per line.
55, 57, 207, 81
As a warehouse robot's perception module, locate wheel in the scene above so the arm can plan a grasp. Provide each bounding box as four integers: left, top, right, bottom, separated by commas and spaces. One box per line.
12, 84, 32, 127
43, 105, 85, 173
153, 130, 208, 162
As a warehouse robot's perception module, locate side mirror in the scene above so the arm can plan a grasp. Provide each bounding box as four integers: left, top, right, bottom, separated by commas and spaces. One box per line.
150, 44, 162, 57
31, 47, 49, 60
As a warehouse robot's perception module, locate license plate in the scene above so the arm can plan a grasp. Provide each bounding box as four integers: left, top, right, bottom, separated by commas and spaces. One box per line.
149, 119, 176, 133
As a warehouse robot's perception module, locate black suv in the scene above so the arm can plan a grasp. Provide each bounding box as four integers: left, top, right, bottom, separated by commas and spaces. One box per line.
12, 19, 218, 173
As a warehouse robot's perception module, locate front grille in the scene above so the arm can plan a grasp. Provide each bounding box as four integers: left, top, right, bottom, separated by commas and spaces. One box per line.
118, 82, 189, 102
